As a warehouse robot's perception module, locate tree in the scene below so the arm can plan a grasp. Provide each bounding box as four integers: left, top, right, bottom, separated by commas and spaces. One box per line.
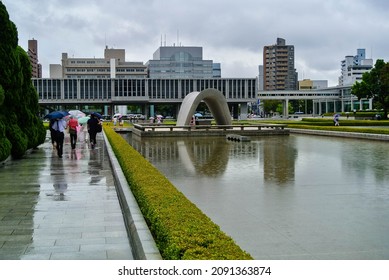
0, 1, 46, 160
351, 59, 389, 119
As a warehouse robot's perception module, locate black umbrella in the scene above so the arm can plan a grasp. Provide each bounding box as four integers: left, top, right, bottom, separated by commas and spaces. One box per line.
91, 112, 102, 119
44, 111, 70, 120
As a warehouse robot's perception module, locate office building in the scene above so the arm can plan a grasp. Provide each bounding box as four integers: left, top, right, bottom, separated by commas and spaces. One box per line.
146, 46, 216, 78
263, 38, 298, 90
338, 48, 373, 86
28, 39, 42, 78
299, 79, 328, 90
49, 46, 147, 79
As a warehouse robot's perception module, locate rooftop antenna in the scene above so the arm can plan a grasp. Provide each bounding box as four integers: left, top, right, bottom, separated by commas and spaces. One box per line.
160, 34, 162, 46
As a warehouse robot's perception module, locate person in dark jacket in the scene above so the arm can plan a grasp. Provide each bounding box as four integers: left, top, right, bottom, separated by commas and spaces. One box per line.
87, 113, 100, 149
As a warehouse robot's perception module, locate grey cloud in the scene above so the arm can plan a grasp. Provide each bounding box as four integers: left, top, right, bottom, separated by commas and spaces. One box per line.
2, 0, 389, 85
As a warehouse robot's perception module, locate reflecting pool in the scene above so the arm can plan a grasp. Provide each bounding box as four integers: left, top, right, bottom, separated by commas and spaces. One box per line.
124, 134, 389, 259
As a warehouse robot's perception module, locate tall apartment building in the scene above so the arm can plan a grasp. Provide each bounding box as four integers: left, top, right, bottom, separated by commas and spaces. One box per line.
263, 38, 298, 90
28, 39, 42, 78
338, 48, 373, 86
146, 46, 216, 78
49, 46, 147, 79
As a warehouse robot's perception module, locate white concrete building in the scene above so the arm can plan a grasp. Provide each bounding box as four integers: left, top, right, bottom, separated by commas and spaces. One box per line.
339, 49, 373, 86
49, 46, 147, 79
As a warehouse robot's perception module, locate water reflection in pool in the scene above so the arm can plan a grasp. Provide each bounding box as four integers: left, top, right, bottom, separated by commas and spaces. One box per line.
123, 134, 389, 259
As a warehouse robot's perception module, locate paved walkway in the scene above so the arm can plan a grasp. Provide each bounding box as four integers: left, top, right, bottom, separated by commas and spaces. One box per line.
0, 132, 134, 260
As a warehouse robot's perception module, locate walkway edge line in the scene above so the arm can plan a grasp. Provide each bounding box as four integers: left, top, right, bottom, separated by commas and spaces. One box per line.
289, 128, 389, 141
103, 132, 162, 260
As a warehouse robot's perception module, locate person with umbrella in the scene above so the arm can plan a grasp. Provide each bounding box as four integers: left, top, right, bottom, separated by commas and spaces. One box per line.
51, 116, 67, 158
68, 115, 79, 150
87, 113, 101, 149
45, 111, 69, 158
333, 113, 340, 126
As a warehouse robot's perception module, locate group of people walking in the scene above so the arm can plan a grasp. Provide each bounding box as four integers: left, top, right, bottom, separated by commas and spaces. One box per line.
50, 113, 102, 158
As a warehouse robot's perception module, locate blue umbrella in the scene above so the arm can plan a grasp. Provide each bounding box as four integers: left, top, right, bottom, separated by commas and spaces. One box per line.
91, 112, 102, 119
44, 111, 70, 120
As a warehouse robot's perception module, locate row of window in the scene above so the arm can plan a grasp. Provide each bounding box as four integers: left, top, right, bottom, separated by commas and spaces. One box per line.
34, 78, 257, 101
66, 68, 146, 72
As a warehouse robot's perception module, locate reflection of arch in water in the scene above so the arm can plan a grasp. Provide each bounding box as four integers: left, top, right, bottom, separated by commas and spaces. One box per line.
177, 139, 230, 177
176, 89, 232, 126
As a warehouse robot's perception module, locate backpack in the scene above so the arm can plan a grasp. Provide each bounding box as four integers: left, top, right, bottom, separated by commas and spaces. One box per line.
96, 122, 102, 133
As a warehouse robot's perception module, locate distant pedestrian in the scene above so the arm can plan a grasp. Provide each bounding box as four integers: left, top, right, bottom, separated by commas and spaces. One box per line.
333, 114, 340, 126
68, 116, 79, 149
52, 118, 67, 158
87, 113, 101, 149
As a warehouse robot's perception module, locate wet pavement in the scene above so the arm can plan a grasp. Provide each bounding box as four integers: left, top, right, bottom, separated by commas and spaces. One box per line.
0, 132, 134, 260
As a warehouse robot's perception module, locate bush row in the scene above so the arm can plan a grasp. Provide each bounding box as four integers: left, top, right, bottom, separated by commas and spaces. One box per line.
299, 118, 389, 126
285, 124, 389, 134
104, 126, 252, 260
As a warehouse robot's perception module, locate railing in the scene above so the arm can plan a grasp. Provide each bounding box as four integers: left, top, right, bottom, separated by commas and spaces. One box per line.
133, 123, 287, 132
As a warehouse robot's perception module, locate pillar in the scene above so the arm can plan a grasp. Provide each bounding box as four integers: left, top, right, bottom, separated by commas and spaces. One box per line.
283, 99, 289, 117
240, 103, 248, 120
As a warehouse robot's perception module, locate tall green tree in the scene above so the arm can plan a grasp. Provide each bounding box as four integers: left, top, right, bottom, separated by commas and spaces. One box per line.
0, 1, 46, 160
351, 59, 389, 119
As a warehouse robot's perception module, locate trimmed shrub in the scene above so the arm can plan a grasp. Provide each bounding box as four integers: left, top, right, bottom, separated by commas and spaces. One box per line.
104, 126, 252, 260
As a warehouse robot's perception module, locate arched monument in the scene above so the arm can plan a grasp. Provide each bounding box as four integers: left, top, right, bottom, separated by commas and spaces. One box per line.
176, 88, 232, 126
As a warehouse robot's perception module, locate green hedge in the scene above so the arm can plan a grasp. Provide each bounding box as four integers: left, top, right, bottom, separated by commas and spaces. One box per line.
286, 124, 389, 134
104, 126, 252, 260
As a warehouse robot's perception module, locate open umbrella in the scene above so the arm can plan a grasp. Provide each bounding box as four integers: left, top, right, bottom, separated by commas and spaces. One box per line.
91, 112, 102, 119
78, 116, 90, 124
44, 111, 70, 120
68, 110, 86, 119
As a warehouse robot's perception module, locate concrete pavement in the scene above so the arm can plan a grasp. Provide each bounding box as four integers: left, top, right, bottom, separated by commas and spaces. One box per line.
0, 131, 142, 260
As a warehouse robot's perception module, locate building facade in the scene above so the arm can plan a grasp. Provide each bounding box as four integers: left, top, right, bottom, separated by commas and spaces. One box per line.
49, 47, 147, 79
28, 39, 42, 78
338, 48, 373, 86
299, 79, 328, 90
146, 46, 216, 79
263, 38, 298, 90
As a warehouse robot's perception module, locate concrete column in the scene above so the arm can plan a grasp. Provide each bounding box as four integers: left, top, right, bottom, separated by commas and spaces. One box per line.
150, 104, 155, 118
144, 104, 149, 119
240, 103, 248, 120
110, 59, 116, 78
283, 99, 289, 117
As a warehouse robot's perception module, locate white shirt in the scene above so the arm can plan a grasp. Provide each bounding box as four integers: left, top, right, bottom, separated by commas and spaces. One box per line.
52, 119, 67, 132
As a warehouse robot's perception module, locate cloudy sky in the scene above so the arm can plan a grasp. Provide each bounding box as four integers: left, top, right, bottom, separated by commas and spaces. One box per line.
3, 0, 389, 86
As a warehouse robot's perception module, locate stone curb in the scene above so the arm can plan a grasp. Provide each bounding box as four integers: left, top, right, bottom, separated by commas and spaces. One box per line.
289, 128, 389, 141
103, 132, 162, 260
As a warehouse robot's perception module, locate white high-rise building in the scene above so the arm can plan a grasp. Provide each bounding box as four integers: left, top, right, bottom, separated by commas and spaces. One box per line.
339, 49, 373, 86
